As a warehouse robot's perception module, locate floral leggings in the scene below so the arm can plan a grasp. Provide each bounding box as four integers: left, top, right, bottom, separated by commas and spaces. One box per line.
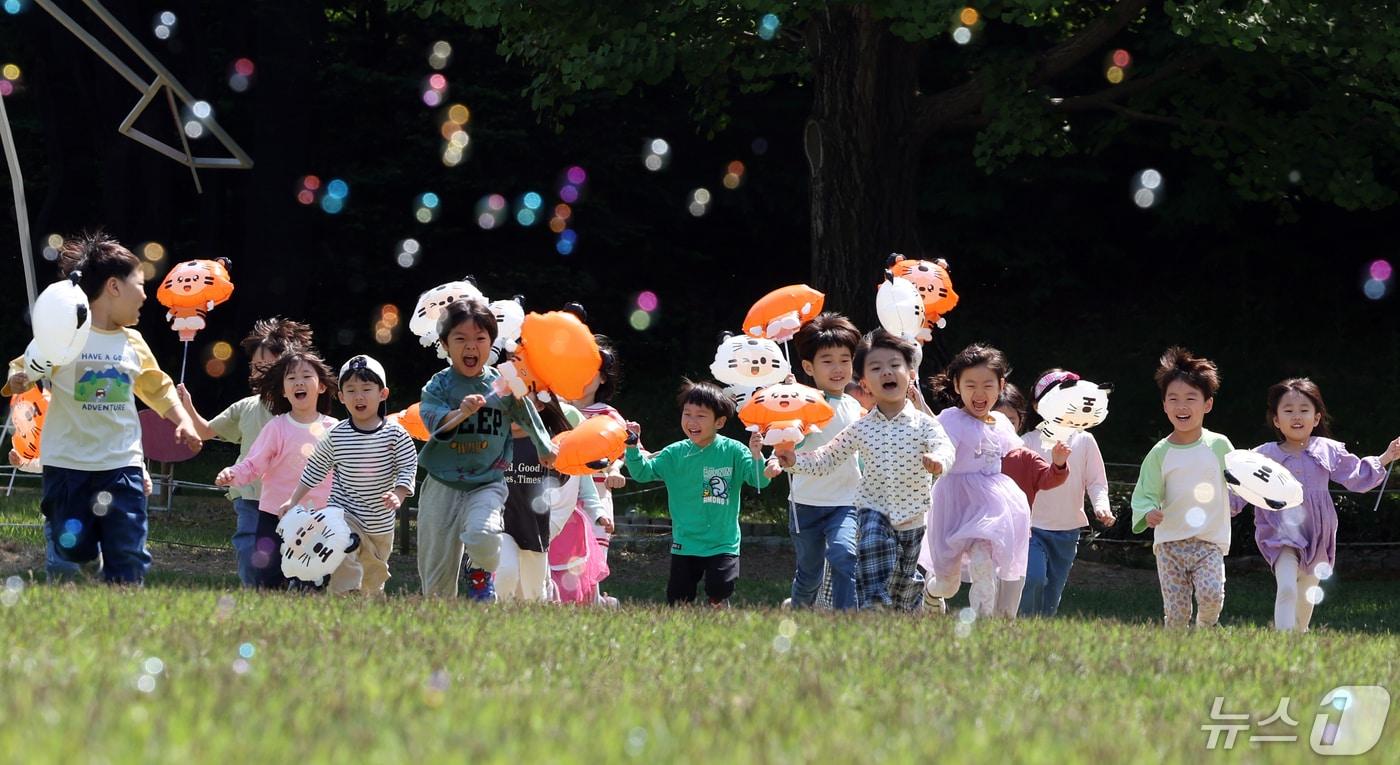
1155, 538, 1226, 628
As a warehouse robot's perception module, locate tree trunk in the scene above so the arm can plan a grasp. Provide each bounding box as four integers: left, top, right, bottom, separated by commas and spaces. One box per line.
803, 6, 923, 331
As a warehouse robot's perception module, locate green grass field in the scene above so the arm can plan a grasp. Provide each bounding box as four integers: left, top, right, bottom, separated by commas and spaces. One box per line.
2, 489, 1398, 763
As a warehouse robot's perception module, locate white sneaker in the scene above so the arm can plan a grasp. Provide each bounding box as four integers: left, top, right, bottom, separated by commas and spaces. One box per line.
780, 598, 793, 609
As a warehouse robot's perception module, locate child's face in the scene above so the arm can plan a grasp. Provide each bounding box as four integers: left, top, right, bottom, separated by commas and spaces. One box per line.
861, 347, 911, 407
105, 268, 147, 326
802, 346, 854, 394
283, 361, 326, 414
1162, 379, 1212, 435
339, 378, 387, 423
956, 364, 1004, 419
680, 403, 724, 446
444, 319, 493, 377
1273, 390, 1320, 444
994, 403, 1022, 432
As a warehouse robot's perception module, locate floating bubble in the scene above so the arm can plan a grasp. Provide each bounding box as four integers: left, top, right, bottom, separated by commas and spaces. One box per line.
205, 358, 227, 378
211, 341, 233, 361
422, 90, 442, 108
301, 175, 321, 191
777, 618, 797, 638
1, 63, 19, 81
320, 195, 344, 214
566, 166, 587, 186
758, 13, 780, 40
629, 309, 651, 331
231, 658, 251, 675
1106, 65, 1126, 84
1184, 506, 1207, 528
326, 179, 349, 199
1314, 562, 1334, 581
1305, 585, 1325, 605
191, 100, 212, 119
1138, 168, 1162, 190
692, 188, 711, 205
649, 138, 670, 156
959, 7, 979, 26
0, 80, 13, 97
625, 726, 648, 757
139, 242, 165, 263
399, 238, 420, 255
952, 26, 972, 45
1133, 188, 1156, 209
159, 10, 176, 26
1287, 169, 1302, 184
1192, 482, 1215, 503
475, 195, 508, 230
5, 575, 23, 593
1363, 278, 1389, 300
3, 0, 23, 16
556, 230, 576, 255
559, 185, 580, 204
154, 25, 172, 40
957, 607, 977, 624
636, 291, 659, 312
954, 621, 973, 639
228, 74, 250, 92
771, 634, 791, 652
214, 594, 235, 619
1369, 259, 1393, 282
143, 657, 165, 675
516, 209, 537, 226
548, 216, 567, 233
396, 239, 421, 268
296, 189, 315, 206
0, 575, 20, 607
183, 120, 204, 139
1112, 49, 1132, 68
136, 674, 157, 693
723, 173, 741, 190
643, 154, 664, 171
429, 41, 453, 70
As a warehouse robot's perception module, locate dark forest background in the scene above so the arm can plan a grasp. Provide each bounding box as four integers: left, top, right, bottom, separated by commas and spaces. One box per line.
2, 0, 1397, 472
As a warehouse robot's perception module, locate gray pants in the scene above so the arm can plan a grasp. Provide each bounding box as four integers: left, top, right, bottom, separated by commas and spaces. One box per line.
416, 477, 509, 597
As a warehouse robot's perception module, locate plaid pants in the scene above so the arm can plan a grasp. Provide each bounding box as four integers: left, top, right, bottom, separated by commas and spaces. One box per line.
856, 508, 925, 611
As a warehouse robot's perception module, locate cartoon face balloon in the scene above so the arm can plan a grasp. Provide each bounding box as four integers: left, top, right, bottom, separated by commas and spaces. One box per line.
29, 277, 91, 369
888, 254, 958, 328
488, 296, 526, 366
1223, 450, 1305, 511
710, 334, 790, 388
875, 272, 930, 344
156, 258, 235, 342
409, 278, 486, 354
8, 385, 48, 466
276, 504, 361, 583
553, 415, 629, 476
742, 284, 825, 343
738, 382, 835, 447
1032, 375, 1112, 448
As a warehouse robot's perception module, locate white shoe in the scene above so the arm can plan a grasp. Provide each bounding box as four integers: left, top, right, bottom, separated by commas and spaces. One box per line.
598, 594, 619, 609
780, 598, 793, 609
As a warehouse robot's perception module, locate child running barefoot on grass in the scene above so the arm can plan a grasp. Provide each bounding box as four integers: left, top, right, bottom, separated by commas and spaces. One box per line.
1231, 378, 1400, 632
776, 330, 953, 611
280, 355, 417, 596
1131, 348, 1234, 628
179, 318, 313, 587
3, 231, 202, 585
920, 344, 1031, 619
215, 351, 338, 589
625, 380, 780, 607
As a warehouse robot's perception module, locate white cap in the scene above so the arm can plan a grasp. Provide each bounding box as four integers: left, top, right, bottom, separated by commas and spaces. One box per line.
339, 354, 387, 388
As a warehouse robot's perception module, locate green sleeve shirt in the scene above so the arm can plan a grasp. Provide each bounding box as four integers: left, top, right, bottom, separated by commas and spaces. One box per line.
624, 435, 769, 557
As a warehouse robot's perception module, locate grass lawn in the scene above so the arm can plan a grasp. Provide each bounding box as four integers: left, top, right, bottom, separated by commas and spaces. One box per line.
1, 490, 1398, 763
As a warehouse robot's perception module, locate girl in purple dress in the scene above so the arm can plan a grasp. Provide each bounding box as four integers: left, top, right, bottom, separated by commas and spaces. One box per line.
921, 344, 1032, 618
1233, 378, 1400, 632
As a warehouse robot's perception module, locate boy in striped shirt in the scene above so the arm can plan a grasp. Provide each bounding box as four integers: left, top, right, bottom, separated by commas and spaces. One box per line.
281, 355, 418, 595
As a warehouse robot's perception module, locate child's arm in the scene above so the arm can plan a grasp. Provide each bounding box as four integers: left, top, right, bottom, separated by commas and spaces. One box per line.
1031, 446, 1070, 492
175, 384, 221, 441
623, 425, 671, 483
1130, 443, 1168, 533
921, 415, 956, 476
577, 475, 613, 532
382, 426, 420, 512
1326, 437, 1399, 492
780, 424, 861, 477
739, 432, 777, 489
1080, 435, 1115, 526
215, 423, 282, 488
128, 332, 201, 452
281, 433, 336, 514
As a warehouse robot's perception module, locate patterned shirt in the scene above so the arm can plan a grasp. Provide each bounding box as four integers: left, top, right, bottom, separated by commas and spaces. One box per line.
300, 419, 419, 534
789, 401, 955, 529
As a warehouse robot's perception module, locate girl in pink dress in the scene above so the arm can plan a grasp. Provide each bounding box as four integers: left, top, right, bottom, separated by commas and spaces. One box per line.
1232, 378, 1400, 632
921, 344, 1032, 618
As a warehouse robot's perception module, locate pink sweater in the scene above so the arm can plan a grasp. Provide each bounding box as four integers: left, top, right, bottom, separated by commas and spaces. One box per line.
227, 413, 338, 514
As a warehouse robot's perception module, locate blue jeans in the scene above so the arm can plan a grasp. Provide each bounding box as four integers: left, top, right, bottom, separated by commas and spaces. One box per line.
789, 502, 858, 610
41, 465, 150, 584
231, 498, 262, 587
1018, 527, 1081, 617
43, 522, 81, 580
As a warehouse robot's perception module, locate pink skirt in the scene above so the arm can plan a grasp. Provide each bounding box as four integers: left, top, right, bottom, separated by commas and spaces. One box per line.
921, 471, 1031, 581
550, 509, 611, 603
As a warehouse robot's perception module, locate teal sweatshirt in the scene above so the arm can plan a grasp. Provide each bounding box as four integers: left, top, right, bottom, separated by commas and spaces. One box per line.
624, 435, 770, 557
418, 366, 551, 490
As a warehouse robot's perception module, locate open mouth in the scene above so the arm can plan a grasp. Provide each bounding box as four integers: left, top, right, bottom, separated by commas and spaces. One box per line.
461, 353, 480, 368
777, 400, 791, 409
293, 390, 308, 401
881, 380, 899, 392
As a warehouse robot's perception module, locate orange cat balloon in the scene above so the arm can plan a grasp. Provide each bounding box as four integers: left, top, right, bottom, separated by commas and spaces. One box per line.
157, 258, 235, 341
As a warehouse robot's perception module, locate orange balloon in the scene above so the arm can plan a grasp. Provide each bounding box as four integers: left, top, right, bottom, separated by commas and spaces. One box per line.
156, 258, 236, 342
742, 284, 824, 343
392, 403, 431, 441
888, 255, 958, 325
738, 382, 835, 446
8, 386, 47, 463
518, 311, 600, 401
552, 415, 629, 477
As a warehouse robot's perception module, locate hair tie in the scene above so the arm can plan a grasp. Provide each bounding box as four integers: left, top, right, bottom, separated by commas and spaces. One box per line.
1033, 371, 1080, 402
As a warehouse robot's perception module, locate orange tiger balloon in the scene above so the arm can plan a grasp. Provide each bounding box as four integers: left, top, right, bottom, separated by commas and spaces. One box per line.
887, 254, 959, 328
8, 385, 48, 464
157, 258, 235, 341
742, 284, 825, 343
552, 415, 629, 477
391, 403, 431, 441
738, 382, 835, 448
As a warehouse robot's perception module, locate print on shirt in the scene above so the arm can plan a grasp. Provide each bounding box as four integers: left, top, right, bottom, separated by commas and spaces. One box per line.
703, 466, 732, 504
449, 407, 505, 456
74, 363, 132, 411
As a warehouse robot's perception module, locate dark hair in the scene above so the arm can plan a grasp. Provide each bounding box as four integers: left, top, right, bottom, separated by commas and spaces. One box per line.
677, 378, 735, 420
794, 312, 860, 363
57, 230, 140, 301
437, 299, 498, 345
928, 343, 1012, 409
1266, 377, 1332, 440
593, 334, 622, 403
996, 382, 1030, 434
534, 397, 575, 437
854, 329, 917, 379
1154, 346, 1220, 399
240, 317, 314, 360
255, 351, 337, 416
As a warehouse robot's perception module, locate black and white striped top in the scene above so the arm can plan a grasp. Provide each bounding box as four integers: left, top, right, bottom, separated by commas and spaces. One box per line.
299, 419, 418, 534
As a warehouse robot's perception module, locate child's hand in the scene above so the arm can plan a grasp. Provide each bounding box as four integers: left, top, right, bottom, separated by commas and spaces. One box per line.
143, 473, 153, 496
763, 457, 783, 479
174, 422, 203, 453
1051, 441, 1071, 467
1145, 509, 1164, 528
747, 430, 766, 457
459, 394, 486, 418
277, 500, 295, 517
921, 453, 944, 476
624, 420, 642, 445
215, 467, 235, 487
176, 383, 194, 409
773, 445, 796, 468
6, 372, 31, 393
1094, 507, 1116, 527
1381, 435, 1400, 466
604, 470, 627, 490
381, 491, 403, 512
597, 516, 615, 534
539, 447, 557, 469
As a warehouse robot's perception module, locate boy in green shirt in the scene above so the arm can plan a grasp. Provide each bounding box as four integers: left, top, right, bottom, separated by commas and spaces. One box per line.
625, 380, 781, 606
